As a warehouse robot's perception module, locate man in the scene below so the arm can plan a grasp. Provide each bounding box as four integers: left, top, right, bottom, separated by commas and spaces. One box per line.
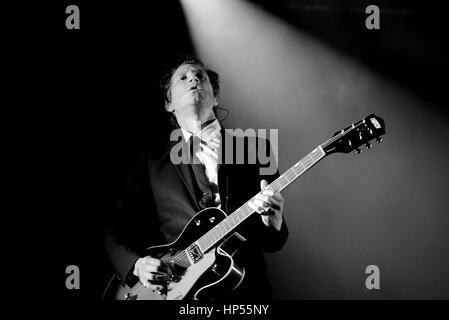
104, 57, 288, 300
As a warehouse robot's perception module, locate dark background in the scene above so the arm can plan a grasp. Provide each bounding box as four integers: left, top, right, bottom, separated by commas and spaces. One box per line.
13, 0, 448, 301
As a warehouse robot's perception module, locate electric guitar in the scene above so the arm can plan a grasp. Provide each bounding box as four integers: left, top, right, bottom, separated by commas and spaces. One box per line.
103, 114, 386, 300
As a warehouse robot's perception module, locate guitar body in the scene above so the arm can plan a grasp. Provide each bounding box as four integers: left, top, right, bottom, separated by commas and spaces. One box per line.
104, 207, 246, 300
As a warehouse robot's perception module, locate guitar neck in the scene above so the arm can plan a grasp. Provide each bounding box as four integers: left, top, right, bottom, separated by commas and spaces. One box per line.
196, 145, 327, 253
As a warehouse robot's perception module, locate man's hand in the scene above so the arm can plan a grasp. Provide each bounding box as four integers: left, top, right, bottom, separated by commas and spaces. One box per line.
133, 256, 170, 292
248, 180, 284, 231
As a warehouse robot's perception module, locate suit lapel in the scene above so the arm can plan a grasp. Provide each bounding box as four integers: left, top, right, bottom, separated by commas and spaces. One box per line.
218, 129, 234, 213
168, 138, 200, 211
175, 163, 199, 211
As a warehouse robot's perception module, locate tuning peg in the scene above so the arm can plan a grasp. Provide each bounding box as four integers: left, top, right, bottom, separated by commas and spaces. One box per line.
365, 142, 372, 149
376, 137, 382, 143
355, 148, 362, 154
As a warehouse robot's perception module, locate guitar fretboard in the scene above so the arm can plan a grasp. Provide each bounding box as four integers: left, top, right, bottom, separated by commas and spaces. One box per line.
196, 145, 326, 253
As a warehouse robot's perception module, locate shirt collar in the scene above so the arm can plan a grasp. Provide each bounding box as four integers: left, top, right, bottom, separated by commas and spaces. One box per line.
181, 119, 221, 143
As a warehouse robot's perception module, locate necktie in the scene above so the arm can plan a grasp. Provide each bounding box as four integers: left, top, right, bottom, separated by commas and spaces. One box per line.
189, 136, 215, 209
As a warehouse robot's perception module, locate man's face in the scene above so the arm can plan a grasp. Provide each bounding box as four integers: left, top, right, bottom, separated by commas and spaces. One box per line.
166, 63, 217, 118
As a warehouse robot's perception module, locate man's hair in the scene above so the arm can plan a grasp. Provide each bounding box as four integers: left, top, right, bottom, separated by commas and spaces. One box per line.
160, 55, 220, 104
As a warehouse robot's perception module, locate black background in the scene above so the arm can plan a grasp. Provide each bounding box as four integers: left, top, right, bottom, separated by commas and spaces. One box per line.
8, 0, 448, 307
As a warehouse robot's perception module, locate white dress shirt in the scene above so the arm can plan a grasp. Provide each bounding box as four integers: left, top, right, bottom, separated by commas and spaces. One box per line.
181, 119, 222, 205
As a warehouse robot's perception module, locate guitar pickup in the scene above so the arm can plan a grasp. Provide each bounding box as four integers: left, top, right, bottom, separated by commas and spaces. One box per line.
187, 243, 203, 263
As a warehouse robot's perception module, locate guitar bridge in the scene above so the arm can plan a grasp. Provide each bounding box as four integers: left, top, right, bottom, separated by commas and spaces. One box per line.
186, 243, 203, 263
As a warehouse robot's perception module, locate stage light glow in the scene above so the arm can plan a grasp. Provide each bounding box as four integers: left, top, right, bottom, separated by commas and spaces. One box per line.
180, 0, 449, 299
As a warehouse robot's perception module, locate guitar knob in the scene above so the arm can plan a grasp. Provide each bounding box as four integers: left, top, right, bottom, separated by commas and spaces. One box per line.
365, 143, 372, 149
211, 263, 220, 275
376, 137, 382, 143
355, 148, 362, 154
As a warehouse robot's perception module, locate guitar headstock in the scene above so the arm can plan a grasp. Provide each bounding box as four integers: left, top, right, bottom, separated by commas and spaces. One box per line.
322, 114, 386, 154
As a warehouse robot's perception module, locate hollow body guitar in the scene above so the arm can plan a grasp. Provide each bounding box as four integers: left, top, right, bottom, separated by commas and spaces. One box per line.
106, 207, 246, 300
104, 114, 386, 300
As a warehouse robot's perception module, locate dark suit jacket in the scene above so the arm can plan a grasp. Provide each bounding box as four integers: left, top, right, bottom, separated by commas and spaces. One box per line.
104, 130, 288, 300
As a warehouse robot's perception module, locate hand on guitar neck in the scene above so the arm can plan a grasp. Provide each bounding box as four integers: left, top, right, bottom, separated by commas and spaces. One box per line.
248, 179, 285, 231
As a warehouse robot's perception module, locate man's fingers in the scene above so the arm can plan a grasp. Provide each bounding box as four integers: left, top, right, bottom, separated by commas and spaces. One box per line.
140, 271, 170, 282
156, 263, 169, 273
250, 185, 285, 214
253, 198, 270, 210
248, 200, 257, 211
142, 280, 163, 292
250, 196, 282, 214
147, 284, 164, 292
255, 194, 278, 208
266, 197, 281, 211
272, 192, 284, 202
142, 256, 162, 266
255, 193, 273, 203
248, 200, 264, 213
268, 202, 281, 211
150, 272, 170, 282
141, 265, 169, 275
140, 270, 155, 280
139, 272, 152, 287
262, 189, 274, 197
141, 261, 170, 273
136, 256, 171, 291
249, 198, 270, 214
261, 215, 270, 226
257, 185, 283, 209
141, 257, 170, 271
